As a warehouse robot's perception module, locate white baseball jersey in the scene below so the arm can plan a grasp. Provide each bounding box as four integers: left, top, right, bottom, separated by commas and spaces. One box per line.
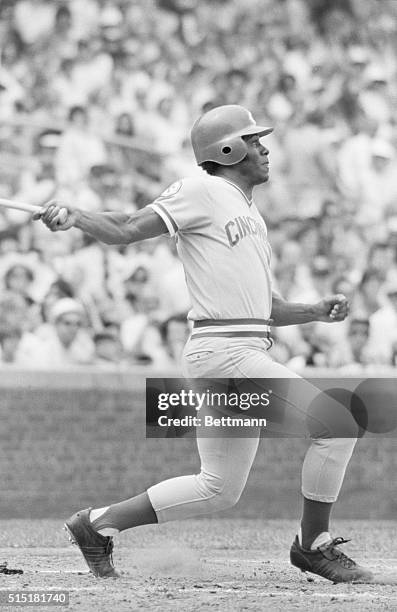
149, 175, 272, 324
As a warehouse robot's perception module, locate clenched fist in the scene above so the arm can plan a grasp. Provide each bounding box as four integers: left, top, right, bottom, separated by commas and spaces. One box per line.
33, 200, 78, 231
315, 294, 350, 322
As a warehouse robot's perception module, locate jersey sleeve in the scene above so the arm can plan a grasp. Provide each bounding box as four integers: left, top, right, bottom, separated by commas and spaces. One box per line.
148, 178, 210, 236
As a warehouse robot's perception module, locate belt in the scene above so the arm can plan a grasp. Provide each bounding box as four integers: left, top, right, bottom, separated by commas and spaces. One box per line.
193, 318, 272, 327
191, 318, 273, 343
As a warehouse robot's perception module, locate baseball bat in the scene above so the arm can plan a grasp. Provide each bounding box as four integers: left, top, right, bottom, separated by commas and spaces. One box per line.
0, 198, 42, 214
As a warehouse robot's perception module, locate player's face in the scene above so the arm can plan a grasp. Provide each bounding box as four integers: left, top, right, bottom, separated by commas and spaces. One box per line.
240, 134, 270, 184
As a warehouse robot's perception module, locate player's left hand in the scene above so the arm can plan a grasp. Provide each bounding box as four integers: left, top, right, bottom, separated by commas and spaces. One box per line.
315, 294, 349, 323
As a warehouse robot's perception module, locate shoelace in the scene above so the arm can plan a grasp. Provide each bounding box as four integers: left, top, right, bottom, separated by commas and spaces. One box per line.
320, 537, 357, 568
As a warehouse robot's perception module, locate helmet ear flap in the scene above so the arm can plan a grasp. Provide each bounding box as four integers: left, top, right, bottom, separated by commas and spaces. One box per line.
217, 136, 248, 165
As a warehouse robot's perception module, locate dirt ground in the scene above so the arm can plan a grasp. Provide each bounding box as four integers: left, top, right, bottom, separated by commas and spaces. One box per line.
0, 519, 396, 611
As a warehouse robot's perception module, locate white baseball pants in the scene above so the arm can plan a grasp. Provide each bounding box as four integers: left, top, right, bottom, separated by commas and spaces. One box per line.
148, 336, 357, 522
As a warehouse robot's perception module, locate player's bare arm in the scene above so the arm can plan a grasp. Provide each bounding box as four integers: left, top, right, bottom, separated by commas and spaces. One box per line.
271, 290, 349, 326
34, 201, 168, 244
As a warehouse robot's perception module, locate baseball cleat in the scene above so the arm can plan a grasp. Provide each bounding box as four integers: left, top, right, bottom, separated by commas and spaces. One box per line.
64, 508, 118, 578
290, 535, 374, 583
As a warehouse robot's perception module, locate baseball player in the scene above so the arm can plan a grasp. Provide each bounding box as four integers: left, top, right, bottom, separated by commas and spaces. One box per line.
36, 105, 373, 583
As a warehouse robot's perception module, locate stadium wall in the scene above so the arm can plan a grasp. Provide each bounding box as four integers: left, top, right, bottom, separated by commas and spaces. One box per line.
0, 370, 396, 519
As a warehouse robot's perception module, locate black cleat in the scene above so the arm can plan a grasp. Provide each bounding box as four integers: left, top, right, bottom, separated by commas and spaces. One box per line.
64, 508, 118, 578
290, 535, 374, 583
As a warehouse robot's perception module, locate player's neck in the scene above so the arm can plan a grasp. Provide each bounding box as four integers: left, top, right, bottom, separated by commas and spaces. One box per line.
216, 171, 253, 201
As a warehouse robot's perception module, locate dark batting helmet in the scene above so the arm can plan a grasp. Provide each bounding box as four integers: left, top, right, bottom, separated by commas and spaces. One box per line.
191, 105, 273, 166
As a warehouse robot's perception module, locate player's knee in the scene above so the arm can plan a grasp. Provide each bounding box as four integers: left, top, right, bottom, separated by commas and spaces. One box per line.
216, 486, 243, 510
306, 389, 360, 438
210, 487, 242, 511
311, 437, 357, 463
197, 471, 244, 511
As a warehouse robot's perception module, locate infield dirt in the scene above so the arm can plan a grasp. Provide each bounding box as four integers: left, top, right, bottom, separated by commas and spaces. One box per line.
0, 519, 396, 611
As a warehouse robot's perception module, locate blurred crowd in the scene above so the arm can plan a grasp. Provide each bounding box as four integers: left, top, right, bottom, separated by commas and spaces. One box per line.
0, 0, 397, 371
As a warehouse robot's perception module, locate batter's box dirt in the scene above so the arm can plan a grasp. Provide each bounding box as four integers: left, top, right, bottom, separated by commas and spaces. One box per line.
0, 519, 396, 611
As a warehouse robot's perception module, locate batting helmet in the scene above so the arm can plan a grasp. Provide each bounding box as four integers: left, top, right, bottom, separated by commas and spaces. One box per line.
191, 105, 273, 166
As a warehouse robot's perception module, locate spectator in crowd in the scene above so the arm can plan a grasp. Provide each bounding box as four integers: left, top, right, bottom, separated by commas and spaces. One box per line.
359, 65, 393, 126
305, 255, 333, 303
93, 329, 125, 367
13, 0, 57, 47
392, 342, 397, 368
346, 317, 371, 364
0, 33, 25, 120
354, 139, 397, 227
351, 269, 384, 317
336, 316, 372, 373
74, 163, 129, 214
367, 242, 396, 283
74, 164, 108, 213
114, 112, 135, 140
0, 291, 29, 331
273, 239, 309, 302
68, 38, 113, 106
119, 267, 164, 364
1, 0, 397, 370
51, 4, 77, 59
51, 57, 84, 110
337, 110, 379, 201
17, 129, 60, 203
39, 278, 75, 323
19, 298, 95, 368
367, 276, 397, 365
0, 291, 41, 366
55, 105, 107, 187
158, 314, 190, 367
0, 326, 22, 364
286, 322, 336, 372
3, 262, 34, 300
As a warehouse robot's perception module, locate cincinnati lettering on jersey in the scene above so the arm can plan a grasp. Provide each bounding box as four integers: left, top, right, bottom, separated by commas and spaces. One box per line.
225, 215, 267, 247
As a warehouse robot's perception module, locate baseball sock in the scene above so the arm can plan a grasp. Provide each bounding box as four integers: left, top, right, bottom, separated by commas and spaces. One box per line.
90, 492, 158, 536
300, 498, 333, 550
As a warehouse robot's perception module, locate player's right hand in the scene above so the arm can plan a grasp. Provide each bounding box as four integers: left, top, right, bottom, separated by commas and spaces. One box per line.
32, 200, 77, 231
